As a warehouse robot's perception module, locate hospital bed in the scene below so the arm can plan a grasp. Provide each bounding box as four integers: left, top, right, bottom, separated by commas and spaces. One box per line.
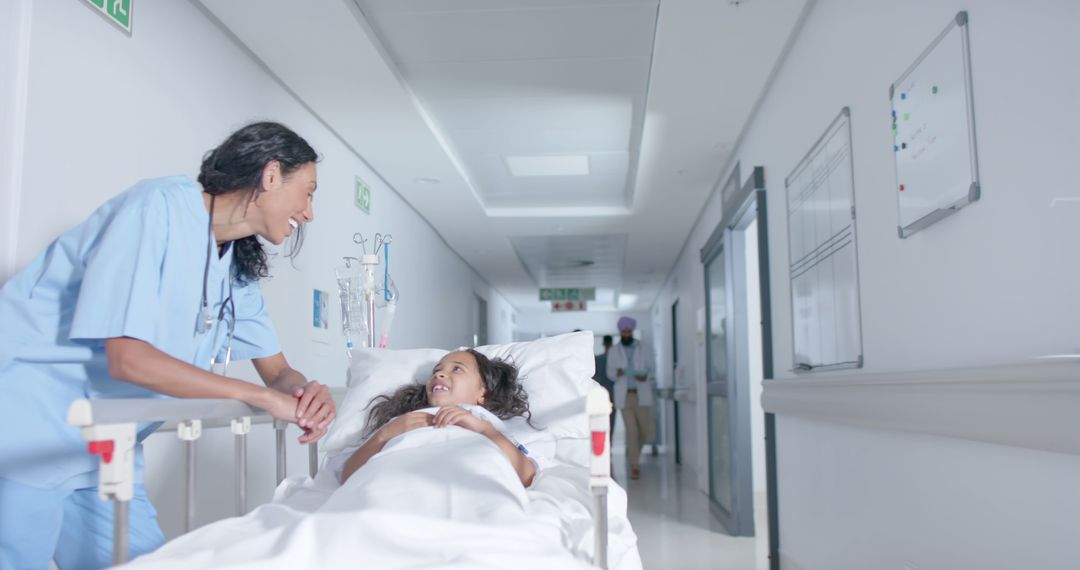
67, 332, 641, 569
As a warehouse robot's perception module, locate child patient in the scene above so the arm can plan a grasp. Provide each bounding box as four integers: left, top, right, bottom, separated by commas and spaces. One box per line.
340, 349, 537, 486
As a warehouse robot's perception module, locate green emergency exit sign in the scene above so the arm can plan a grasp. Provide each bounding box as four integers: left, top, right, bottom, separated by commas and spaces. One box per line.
83, 0, 133, 34
539, 287, 596, 302
355, 177, 371, 214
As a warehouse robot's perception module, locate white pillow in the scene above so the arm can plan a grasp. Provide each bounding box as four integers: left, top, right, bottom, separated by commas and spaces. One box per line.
321, 347, 444, 454
321, 331, 596, 455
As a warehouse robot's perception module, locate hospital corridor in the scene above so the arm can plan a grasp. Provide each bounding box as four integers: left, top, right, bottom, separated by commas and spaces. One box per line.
1, 1, 1077, 569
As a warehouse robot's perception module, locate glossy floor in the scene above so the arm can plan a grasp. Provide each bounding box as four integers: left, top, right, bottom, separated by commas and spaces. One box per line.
612, 453, 770, 570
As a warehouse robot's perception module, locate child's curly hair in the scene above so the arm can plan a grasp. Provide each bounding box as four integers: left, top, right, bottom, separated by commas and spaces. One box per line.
362, 349, 533, 438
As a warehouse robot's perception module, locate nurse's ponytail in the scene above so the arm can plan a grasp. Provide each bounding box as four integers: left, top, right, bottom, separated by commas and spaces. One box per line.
199, 121, 318, 285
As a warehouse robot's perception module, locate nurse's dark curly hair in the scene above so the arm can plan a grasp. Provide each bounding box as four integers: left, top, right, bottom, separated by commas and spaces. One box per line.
198, 121, 318, 285
362, 349, 535, 438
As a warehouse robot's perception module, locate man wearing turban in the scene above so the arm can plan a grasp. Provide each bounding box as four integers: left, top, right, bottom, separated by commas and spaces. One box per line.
606, 316, 655, 480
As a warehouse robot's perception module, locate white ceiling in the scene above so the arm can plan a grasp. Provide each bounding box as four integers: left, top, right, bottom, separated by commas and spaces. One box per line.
199, 0, 808, 313
356, 0, 655, 212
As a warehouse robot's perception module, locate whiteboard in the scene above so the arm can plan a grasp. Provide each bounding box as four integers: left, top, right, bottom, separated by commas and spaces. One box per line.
891, 11, 980, 238
785, 107, 863, 372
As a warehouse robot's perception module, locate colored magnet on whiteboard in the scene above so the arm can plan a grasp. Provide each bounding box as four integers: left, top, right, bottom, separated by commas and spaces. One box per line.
932, 86, 939, 94
903, 113, 910, 121
901, 143, 907, 149
901, 92, 907, 100
899, 184, 905, 192
891, 110, 896, 119
894, 145, 899, 152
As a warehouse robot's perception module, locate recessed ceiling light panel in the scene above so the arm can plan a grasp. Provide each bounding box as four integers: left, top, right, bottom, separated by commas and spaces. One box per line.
505, 155, 590, 177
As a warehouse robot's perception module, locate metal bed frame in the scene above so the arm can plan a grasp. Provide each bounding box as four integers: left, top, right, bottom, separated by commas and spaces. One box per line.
66, 386, 614, 568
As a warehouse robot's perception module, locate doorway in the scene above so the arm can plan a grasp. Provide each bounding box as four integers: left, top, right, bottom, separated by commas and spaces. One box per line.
700, 166, 773, 555
473, 294, 488, 347
670, 299, 681, 466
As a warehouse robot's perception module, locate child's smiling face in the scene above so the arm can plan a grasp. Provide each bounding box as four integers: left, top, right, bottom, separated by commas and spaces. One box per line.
425, 351, 485, 407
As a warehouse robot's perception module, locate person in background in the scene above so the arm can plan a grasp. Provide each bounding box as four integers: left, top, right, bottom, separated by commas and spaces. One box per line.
592, 334, 616, 433
606, 317, 655, 480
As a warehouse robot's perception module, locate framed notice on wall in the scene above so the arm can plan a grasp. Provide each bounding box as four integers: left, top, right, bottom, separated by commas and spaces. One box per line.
890, 11, 980, 238
785, 107, 864, 372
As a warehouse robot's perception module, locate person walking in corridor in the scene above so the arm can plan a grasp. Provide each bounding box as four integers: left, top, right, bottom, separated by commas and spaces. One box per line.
606, 317, 654, 480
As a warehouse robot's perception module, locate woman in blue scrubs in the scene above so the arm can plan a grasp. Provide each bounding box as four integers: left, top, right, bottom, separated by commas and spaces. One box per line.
0, 122, 336, 569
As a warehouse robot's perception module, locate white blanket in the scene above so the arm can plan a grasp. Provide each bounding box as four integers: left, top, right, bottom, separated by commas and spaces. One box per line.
124, 424, 640, 569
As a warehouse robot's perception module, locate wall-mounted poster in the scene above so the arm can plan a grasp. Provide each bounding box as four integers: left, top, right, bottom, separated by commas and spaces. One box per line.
313, 289, 329, 329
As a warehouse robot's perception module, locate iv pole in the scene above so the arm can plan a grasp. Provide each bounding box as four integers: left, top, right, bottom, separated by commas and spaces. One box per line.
341, 232, 392, 351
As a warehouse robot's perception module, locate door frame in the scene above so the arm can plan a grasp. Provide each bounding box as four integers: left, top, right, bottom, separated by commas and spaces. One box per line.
699, 166, 775, 549
670, 299, 681, 466
472, 293, 488, 347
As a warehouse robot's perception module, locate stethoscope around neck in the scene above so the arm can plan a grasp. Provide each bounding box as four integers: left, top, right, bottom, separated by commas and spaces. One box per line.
196, 194, 236, 376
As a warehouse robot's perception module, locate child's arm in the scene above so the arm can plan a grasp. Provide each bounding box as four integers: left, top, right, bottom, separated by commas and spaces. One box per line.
480, 426, 536, 487
432, 406, 536, 487
341, 411, 433, 482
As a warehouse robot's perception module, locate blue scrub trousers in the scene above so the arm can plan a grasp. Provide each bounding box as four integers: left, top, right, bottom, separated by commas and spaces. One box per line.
0, 478, 165, 570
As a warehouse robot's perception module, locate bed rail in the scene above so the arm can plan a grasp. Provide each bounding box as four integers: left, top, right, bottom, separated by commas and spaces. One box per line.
68, 387, 615, 568
66, 388, 347, 566
587, 385, 613, 569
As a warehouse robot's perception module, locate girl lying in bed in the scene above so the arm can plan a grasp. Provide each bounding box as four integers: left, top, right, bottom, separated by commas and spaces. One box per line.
340, 349, 537, 486
123, 349, 610, 569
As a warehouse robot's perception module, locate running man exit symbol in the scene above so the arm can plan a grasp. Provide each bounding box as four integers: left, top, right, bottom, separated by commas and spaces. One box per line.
83, 0, 132, 34
355, 177, 371, 214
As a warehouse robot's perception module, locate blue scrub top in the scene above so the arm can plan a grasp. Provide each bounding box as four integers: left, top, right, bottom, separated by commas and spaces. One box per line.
0, 176, 281, 489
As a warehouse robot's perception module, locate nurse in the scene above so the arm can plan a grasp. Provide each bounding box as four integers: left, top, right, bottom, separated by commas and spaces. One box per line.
0, 122, 335, 569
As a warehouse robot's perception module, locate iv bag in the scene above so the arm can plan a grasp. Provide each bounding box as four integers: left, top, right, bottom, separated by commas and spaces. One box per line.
334, 264, 369, 349
376, 274, 399, 348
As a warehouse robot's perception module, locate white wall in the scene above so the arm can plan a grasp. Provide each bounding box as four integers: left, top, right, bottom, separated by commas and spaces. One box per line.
652, 0, 1080, 567
652, 234, 711, 490
4, 0, 515, 539
0, 0, 31, 281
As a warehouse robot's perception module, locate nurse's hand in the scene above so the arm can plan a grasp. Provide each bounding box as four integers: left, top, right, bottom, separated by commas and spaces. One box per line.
257, 389, 328, 445
292, 381, 336, 442
260, 389, 304, 424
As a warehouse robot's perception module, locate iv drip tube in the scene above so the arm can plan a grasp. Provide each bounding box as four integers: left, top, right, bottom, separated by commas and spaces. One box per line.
384, 241, 390, 302
360, 254, 378, 349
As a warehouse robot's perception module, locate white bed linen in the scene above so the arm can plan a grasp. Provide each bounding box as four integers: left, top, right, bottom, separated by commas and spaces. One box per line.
123, 423, 641, 569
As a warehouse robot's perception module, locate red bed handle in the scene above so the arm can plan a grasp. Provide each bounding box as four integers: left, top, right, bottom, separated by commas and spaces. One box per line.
88, 440, 114, 464
591, 431, 606, 456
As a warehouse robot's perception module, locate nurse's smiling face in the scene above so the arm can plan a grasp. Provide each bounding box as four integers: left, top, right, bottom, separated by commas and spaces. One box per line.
425, 351, 486, 408
256, 160, 317, 245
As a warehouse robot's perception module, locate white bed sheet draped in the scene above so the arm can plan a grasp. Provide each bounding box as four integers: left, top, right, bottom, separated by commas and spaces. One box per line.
122, 425, 641, 569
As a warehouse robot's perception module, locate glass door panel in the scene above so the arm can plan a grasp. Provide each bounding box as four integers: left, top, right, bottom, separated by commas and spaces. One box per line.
704, 246, 732, 513
708, 393, 732, 510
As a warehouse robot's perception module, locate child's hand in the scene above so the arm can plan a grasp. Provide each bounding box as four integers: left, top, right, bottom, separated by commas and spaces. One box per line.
433, 405, 493, 435
381, 411, 434, 441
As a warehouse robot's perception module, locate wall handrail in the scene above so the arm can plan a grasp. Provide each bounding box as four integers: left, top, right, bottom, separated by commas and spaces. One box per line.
761, 360, 1080, 456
